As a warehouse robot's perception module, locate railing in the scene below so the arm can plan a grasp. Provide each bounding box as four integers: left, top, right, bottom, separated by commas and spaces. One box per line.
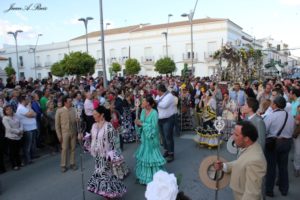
45, 62, 52, 67
141, 56, 155, 65
107, 57, 117, 65
158, 55, 174, 60
182, 52, 198, 62
119, 56, 129, 64
36, 63, 43, 68
204, 51, 215, 62
96, 58, 102, 65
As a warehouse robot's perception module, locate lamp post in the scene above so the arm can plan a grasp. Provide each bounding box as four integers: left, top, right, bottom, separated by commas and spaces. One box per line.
105, 22, 111, 30
161, 32, 168, 57
78, 17, 94, 53
181, 0, 199, 74
99, 0, 108, 88
181, 11, 195, 73
7, 30, 23, 81
161, 14, 173, 58
30, 34, 42, 80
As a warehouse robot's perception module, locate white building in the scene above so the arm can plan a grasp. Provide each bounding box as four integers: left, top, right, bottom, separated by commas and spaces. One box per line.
0, 17, 297, 80
258, 36, 298, 77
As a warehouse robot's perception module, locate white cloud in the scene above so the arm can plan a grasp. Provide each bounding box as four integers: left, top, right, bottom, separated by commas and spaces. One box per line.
14, 11, 28, 22
279, 0, 300, 5
64, 16, 83, 25
0, 19, 36, 44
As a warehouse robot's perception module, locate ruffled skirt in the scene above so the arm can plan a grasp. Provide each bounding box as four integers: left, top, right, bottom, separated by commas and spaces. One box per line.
112, 161, 130, 180
87, 155, 127, 198
135, 143, 166, 184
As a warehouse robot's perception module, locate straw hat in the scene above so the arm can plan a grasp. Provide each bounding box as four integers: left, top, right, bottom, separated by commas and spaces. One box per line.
227, 135, 238, 155
199, 155, 230, 190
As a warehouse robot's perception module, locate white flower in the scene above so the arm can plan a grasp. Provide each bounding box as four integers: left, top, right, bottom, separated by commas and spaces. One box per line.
145, 170, 179, 200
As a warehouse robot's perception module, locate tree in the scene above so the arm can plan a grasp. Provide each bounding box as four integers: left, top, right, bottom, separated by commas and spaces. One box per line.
112, 62, 121, 74
125, 58, 141, 75
4, 65, 16, 77
154, 57, 176, 74
51, 62, 65, 77
63, 52, 96, 76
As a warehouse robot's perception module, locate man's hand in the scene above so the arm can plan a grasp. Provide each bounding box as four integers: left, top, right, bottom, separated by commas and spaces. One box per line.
78, 133, 83, 141
214, 160, 223, 171
135, 119, 142, 126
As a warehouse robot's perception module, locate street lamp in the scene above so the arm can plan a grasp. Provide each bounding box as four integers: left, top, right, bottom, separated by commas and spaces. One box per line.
99, 0, 108, 88
30, 34, 42, 80
78, 17, 94, 53
161, 14, 173, 58
167, 14, 173, 34
181, 11, 195, 73
7, 30, 23, 81
161, 32, 168, 57
105, 22, 111, 30
181, 0, 199, 74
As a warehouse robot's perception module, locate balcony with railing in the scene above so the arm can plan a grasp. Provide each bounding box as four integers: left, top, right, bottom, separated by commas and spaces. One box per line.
204, 51, 216, 62
158, 55, 174, 60
182, 52, 198, 62
119, 56, 129, 64
107, 57, 117, 65
45, 62, 52, 68
95, 58, 103, 68
36, 63, 43, 69
141, 56, 155, 65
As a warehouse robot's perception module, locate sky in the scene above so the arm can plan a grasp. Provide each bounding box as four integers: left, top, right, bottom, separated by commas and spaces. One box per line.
1, 0, 300, 56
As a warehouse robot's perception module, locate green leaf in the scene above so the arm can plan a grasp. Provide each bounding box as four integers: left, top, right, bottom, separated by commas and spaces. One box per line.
125, 58, 141, 75
61, 51, 96, 76
4, 65, 16, 77
154, 57, 176, 74
51, 62, 65, 77
112, 62, 121, 73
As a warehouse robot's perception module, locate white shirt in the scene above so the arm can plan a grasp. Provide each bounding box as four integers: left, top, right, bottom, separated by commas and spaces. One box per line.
84, 99, 94, 116
247, 113, 256, 120
156, 92, 176, 119
264, 108, 294, 138
16, 104, 37, 131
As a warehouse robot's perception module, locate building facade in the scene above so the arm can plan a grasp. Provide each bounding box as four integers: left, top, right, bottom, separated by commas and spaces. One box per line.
0, 18, 298, 80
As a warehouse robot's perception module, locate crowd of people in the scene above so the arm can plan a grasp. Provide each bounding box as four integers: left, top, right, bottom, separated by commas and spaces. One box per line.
0, 73, 300, 199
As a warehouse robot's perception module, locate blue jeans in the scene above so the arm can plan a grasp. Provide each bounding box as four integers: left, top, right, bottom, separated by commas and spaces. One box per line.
173, 113, 180, 136
158, 114, 176, 154
265, 138, 292, 194
22, 130, 37, 164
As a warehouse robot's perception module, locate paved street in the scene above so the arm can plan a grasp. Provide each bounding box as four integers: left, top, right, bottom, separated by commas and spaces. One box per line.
1, 132, 299, 200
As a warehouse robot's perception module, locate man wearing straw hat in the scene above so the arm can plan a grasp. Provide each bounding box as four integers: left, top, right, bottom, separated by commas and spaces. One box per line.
214, 121, 266, 200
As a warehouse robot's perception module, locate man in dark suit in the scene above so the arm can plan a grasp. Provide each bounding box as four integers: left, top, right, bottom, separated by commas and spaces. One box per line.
242, 97, 266, 149
111, 90, 124, 150
244, 80, 256, 98
114, 89, 124, 116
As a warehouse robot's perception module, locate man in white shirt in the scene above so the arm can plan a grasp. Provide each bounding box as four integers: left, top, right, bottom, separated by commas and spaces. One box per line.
156, 84, 177, 162
16, 95, 37, 165
263, 96, 294, 197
